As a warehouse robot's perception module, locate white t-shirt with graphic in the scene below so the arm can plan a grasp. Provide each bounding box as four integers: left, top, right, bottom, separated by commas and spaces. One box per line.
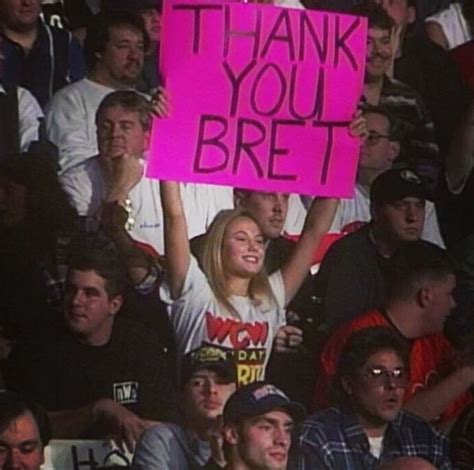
161, 256, 287, 386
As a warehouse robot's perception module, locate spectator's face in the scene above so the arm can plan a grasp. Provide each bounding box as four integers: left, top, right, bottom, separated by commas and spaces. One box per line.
139, 8, 161, 44
183, 370, 236, 421
359, 113, 399, 174
0, 0, 41, 31
375, 0, 415, 28
374, 197, 425, 241
237, 192, 289, 240
64, 269, 122, 346
222, 216, 265, 278
97, 105, 150, 160
343, 349, 407, 432
0, 176, 27, 228
225, 411, 293, 470
366, 27, 392, 82
0, 411, 44, 470
425, 273, 456, 335
98, 25, 145, 86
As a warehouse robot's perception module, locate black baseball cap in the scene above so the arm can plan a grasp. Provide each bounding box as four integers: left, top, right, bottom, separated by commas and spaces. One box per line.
370, 168, 427, 206
223, 381, 306, 425
181, 346, 236, 388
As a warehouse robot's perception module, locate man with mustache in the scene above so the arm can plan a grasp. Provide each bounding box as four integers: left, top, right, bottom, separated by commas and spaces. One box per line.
45, 10, 150, 172
353, 2, 440, 194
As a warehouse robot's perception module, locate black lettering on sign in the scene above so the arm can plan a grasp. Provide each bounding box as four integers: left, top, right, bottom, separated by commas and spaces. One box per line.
234, 118, 266, 178
194, 115, 229, 173
334, 15, 360, 71
312, 121, 349, 184
224, 4, 262, 60
299, 12, 329, 63
223, 60, 257, 117
250, 63, 287, 116
173, 4, 223, 54
268, 119, 303, 181
71, 446, 98, 470
260, 9, 296, 61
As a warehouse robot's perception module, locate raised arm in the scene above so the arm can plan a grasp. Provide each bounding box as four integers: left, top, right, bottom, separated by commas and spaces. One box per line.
160, 181, 191, 299
280, 197, 338, 305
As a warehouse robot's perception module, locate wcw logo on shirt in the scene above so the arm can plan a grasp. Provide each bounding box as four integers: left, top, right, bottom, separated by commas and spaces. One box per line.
205, 312, 269, 349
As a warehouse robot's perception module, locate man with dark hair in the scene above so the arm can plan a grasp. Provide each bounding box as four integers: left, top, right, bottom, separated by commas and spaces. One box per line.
212, 381, 305, 470
101, 0, 163, 93
374, 0, 468, 156
292, 327, 451, 469
132, 345, 237, 470
352, 2, 440, 192
6, 245, 177, 451
0, 0, 85, 108
45, 10, 149, 172
313, 241, 474, 426
315, 167, 429, 331
0, 391, 51, 470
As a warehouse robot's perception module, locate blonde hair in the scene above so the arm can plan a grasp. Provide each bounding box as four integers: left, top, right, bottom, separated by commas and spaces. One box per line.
200, 208, 276, 318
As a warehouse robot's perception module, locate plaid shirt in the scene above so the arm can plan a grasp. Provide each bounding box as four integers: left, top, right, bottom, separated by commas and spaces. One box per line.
289, 408, 452, 470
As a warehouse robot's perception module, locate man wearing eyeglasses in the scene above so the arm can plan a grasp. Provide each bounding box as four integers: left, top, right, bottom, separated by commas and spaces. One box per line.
313, 241, 473, 428
290, 327, 452, 469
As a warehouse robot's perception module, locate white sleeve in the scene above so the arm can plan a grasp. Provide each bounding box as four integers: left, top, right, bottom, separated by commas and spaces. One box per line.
17, 87, 42, 152
45, 89, 98, 173
59, 165, 95, 216
422, 201, 445, 249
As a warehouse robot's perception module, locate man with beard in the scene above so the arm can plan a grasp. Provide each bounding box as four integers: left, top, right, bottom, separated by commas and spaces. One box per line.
45, 10, 150, 172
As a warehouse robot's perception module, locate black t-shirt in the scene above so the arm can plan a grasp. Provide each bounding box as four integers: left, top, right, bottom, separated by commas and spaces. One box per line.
6, 317, 178, 427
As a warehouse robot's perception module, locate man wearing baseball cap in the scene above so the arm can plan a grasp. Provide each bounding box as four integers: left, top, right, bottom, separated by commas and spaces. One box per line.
314, 167, 431, 332
132, 345, 236, 469
204, 382, 305, 470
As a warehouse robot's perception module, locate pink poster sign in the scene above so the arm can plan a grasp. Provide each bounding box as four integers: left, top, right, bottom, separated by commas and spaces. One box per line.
148, 0, 367, 196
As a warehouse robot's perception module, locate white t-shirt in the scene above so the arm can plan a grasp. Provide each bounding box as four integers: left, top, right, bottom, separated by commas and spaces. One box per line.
425, 3, 471, 50
60, 157, 234, 254
329, 184, 445, 248
0, 84, 43, 152
368, 435, 384, 458
161, 256, 287, 386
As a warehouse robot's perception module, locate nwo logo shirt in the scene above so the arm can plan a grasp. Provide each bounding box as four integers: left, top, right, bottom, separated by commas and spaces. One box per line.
163, 257, 287, 387
113, 382, 139, 405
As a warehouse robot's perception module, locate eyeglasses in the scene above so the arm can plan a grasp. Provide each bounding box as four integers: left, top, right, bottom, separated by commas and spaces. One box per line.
365, 131, 392, 146
359, 367, 409, 388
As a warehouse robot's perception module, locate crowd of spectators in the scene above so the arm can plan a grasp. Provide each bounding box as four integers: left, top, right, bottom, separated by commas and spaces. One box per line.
1, 0, 474, 469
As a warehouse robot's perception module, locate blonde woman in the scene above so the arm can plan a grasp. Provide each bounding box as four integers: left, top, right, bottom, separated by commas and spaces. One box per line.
160, 120, 366, 385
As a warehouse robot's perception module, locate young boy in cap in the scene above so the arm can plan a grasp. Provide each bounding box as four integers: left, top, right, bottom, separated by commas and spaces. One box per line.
132, 345, 236, 470
206, 381, 305, 470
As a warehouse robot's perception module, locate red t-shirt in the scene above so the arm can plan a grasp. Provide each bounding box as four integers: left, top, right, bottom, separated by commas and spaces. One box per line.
312, 309, 472, 423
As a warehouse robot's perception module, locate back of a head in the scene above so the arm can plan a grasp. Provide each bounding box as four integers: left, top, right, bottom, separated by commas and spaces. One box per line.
385, 241, 455, 302
351, 1, 395, 31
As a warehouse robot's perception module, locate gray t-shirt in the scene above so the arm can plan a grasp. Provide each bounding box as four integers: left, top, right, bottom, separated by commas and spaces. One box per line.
132, 422, 211, 470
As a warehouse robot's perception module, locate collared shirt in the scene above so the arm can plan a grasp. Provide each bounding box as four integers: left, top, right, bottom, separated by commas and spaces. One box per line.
289, 408, 452, 470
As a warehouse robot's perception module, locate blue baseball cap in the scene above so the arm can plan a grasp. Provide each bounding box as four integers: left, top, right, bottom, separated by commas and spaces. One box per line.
223, 382, 306, 424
